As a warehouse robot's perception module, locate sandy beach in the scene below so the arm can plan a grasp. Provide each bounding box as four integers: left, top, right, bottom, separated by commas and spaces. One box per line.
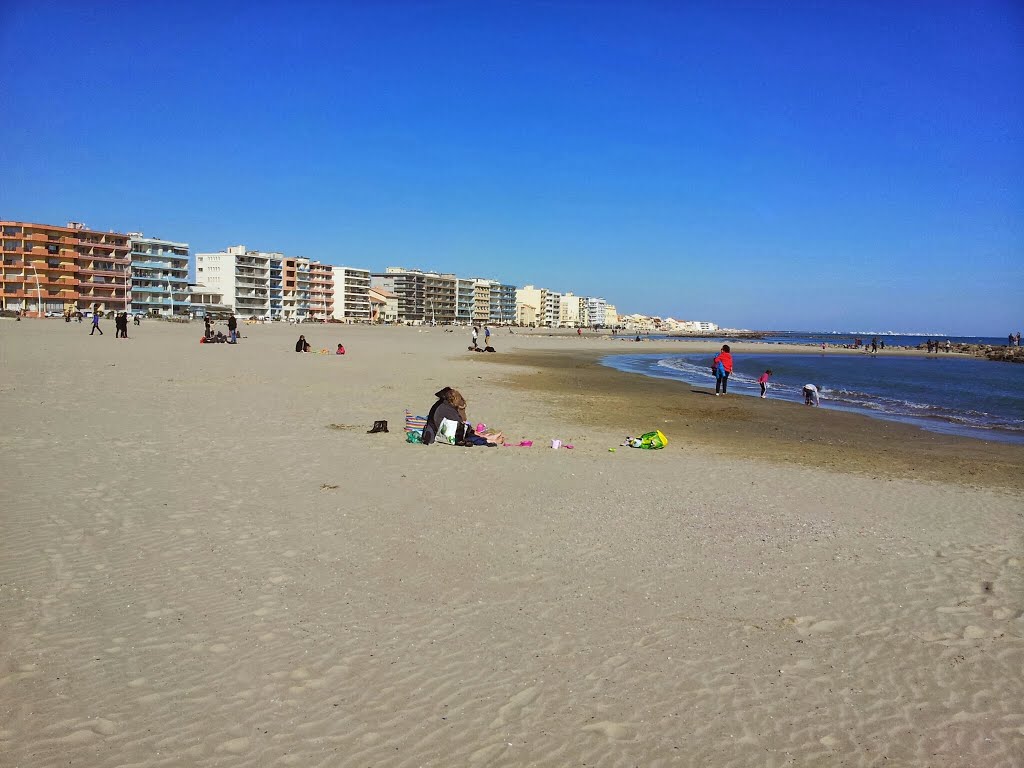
1, 319, 1022, 768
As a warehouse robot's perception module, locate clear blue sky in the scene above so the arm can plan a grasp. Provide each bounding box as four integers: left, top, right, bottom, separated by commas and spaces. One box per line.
2, 1, 1021, 333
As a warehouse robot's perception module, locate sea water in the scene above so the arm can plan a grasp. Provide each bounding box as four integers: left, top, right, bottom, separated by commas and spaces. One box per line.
601, 352, 1024, 444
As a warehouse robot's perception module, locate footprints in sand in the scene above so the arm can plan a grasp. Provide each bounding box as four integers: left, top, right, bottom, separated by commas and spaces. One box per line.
489, 685, 539, 729
581, 720, 638, 742
783, 615, 843, 636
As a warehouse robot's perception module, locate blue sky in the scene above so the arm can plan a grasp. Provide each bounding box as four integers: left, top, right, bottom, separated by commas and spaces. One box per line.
2, 1, 1021, 333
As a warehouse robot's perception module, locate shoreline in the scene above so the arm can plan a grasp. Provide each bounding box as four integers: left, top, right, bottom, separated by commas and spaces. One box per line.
484, 344, 1024, 491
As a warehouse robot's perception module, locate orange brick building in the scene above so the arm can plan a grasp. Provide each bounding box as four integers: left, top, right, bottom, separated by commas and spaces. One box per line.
1, 221, 131, 316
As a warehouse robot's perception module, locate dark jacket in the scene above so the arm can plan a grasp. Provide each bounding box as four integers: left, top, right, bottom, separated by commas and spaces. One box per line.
421, 400, 463, 445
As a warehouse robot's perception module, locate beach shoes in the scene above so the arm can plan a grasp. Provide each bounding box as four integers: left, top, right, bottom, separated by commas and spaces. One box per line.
367, 420, 389, 434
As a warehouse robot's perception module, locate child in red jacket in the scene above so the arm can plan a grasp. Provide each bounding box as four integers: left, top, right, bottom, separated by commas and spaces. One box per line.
712, 344, 733, 395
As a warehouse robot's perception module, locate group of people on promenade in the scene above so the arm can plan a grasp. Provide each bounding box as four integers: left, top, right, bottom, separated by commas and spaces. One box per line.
712, 344, 820, 406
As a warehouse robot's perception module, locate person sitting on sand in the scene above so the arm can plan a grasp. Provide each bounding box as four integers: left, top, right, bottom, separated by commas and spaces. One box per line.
336, 343, 346, 355
421, 387, 467, 445
295, 335, 310, 353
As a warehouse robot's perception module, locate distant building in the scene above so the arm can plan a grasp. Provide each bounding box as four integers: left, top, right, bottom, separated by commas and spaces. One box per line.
604, 304, 619, 327
189, 283, 232, 318
559, 292, 586, 327
516, 285, 548, 327
371, 268, 427, 323
128, 234, 190, 317
334, 267, 371, 322
585, 296, 607, 327
195, 245, 276, 319
1, 220, 131, 316
456, 278, 475, 324
368, 286, 398, 323
309, 261, 335, 321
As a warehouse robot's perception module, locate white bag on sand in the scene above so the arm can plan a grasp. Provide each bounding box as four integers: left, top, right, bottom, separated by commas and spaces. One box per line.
437, 418, 461, 445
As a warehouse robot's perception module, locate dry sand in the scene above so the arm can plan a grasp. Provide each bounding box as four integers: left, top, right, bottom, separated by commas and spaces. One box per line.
1, 319, 1022, 768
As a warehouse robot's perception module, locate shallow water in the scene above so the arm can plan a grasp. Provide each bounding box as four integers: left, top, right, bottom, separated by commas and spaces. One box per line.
602, 352, 1024, 444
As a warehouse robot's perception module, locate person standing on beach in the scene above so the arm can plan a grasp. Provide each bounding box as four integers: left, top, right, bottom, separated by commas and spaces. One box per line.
471, 326, 479, 348
484, 325, 491, 346
802, 384, 820, 406
712, 344, 733, 396
227, 314, 238, 343
871, 338, 878, 354
204, 317, 212, 339
758, 369, 773, 398
90, 306, 103, 336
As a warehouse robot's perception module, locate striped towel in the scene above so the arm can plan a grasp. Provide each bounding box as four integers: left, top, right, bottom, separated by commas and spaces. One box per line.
404, 410, 427, 433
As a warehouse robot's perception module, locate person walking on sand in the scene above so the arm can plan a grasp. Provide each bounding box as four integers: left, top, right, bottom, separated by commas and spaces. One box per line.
471, 326, 479, 349
802, 383, 820, 406
758, 369, 773, 398
90, 306, 103, 336
227, 314, 238, 344
712, 344, 733, 395
484, 325, 491, 346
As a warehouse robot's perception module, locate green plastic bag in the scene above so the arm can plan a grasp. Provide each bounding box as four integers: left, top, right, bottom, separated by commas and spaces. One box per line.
639, 430, 668, 449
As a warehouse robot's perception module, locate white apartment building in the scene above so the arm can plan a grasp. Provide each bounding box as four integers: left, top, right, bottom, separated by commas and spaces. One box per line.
559, 292, 586, 327
544, 291, 561, 327
195, 245, 275, 319
333, 266, 371, 321
585, 296, 607, 327
604, 304, 619, 327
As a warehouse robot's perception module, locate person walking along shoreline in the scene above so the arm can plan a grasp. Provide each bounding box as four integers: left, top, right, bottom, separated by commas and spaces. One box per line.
713, 344, 733, 395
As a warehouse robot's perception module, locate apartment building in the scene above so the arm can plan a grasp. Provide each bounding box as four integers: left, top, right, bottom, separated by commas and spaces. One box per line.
368, 286, 398, 323
559, 292, 587, 327
585, 296, 607, 327
195, 245, 275, 319
128, 235, 190, 317
604, 304, 619, 327
281, 257, 311, 321
1, 220, 131, 316
490, 283, 516, 323
516, 285, 548, 327
543, 291, 562, 327
333, 267, 371, 321
309, 261, 335, 321
471, 279, 491, 324
456, 278, 474, 324
424, 272, 456, 324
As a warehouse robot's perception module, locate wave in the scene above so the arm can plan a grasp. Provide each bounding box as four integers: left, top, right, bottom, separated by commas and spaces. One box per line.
646, 356, 1024, 435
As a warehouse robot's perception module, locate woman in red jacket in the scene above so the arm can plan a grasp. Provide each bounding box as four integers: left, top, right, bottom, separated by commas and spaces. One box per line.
712, 344, 733, 395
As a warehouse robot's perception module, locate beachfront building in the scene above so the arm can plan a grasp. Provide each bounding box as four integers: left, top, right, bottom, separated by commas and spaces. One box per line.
559, 292, 587, 327
128, 235, 190, 317
585, 297, 607, 327
195, 245, 275, 320
424, 272, 457, 325
333, 267, 371, 322
670, 319, 719, 333
371, 268, 426, 323
309, 261, 334, 321
189, 283, 232, 318
517, 302, 539, 326
280, 257, 311, 321
0, 220, 131, 316
543, 291, 561, 327
456, 278, 474, 324
471, 279, 492, 324
516, 285, 549, 327
368, 286, 398, 323
491, 283, 517, 324
604, 304, 619, 327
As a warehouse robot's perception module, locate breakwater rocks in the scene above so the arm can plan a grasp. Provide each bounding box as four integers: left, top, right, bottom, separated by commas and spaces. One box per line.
916, 343, 1024, 363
